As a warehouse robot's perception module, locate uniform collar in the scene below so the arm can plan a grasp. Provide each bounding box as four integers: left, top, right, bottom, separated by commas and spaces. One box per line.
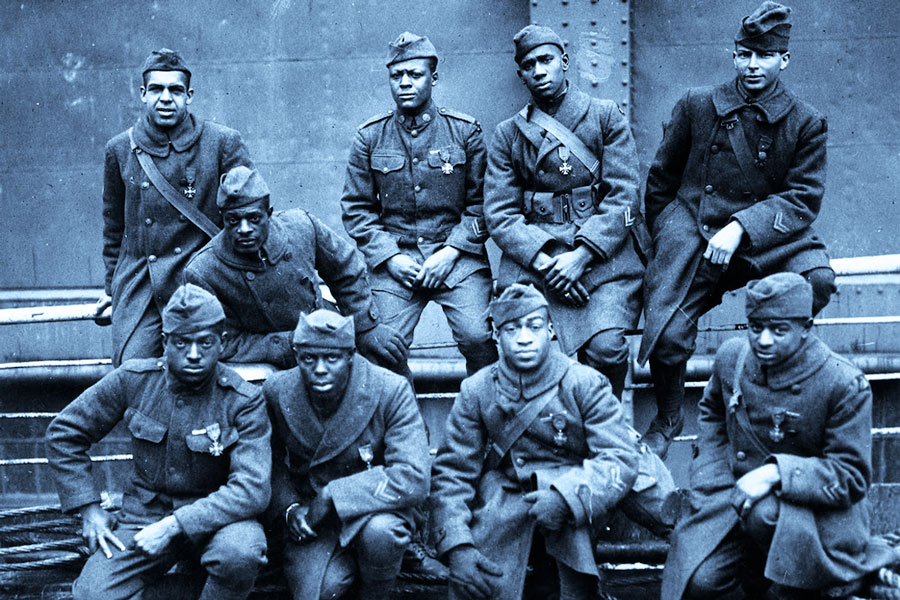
395, 101, 436, 133
747, 335, 831, 390
528, 82, 590, 129
165, 361, 220, 395
495, 347, 570, 402
212, 214, 288, 272
132, 112, 204, 158
713, 78, 795, 124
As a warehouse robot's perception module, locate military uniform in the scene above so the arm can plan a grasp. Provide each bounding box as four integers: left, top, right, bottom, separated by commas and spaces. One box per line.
46, 358, 271, 600
265, 354, 430, 600
185, 209, 380, 369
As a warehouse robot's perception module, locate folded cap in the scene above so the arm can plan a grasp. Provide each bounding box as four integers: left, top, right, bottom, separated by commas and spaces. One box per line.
490, 284, 550, 328
162, 284, 225, 335
386, 32, 438, 67
745, 272, 812, 320
736, 1, 792, 52
141, 48, 191, 78
216, 166, 270, 211
292, 309, 356, 349
513, 24, 565, 64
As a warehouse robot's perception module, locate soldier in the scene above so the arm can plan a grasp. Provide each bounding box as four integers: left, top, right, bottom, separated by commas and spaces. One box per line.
341, 31, 497, 378
639, 1, 836, 459
430, 284, 675, 600
484, 25, 645, 401
184, 166, 406, 371
97, 48, 254, 366
264, 310, 430, 600
662, 273, 897, 599
46, 284, 271, 600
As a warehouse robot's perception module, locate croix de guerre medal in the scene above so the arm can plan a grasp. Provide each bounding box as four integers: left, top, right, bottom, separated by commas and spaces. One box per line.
551, 413, 568, 446
769, 408, 800, 443
358, 444, 374, 470
206, 422, 223, 456
183, 168, 196, 200
558, 146, 573, 176
439, 148, 454, 175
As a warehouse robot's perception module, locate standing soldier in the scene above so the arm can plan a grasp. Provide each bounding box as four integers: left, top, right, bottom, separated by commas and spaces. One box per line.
341, 32, 497, 378
484, 25, 645, 400
639, 1, 836, 459
46, 284, 271, 600
264, 310, 430, 600
97, 48, 253, 366
185, 166, 406, 371
663, 273, 897, 599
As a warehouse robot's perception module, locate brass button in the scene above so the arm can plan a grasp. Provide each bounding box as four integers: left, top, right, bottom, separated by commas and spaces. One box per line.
515, 457, 525, 467
410, 129, 418, 137
145, 218, 153, 226
245, 272, 256, 281
704, 185, 714, 194
174, 247, 182, 255
412, 157, 419, 165
148, 254, 157, 263
736, 451, 747, 461
422, 113, 431, 122
141, 182, 150, 190
417, 237, 424, 243
702, 224, 709, 232
414, 185, 421, 192
169, 466, 176, 473
176, 400, 184, 408
710, 145, 719, 153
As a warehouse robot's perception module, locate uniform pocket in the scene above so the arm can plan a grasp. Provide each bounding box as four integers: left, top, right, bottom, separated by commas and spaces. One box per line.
426, 145, 467, 169
371, 154, 405, 174
126, 409, 168, 488
185, 425, 239, 489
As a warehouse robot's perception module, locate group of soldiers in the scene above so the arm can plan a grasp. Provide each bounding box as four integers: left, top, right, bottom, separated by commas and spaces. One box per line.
44, 2, 900, 599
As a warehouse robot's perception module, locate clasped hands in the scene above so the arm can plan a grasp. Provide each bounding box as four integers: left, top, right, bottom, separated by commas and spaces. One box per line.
731, 463, 781, 519
386, 246, 460, 290
532, 246, 595, 307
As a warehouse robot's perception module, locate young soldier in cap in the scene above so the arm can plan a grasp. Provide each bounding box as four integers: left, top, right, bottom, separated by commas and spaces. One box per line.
184, 166, 406, 371
640, 1, 836, 459
47, 284, 271, 600
484, 25, 645, 402
663, 273, 896, 599
341, 31, 497, 378
430, 284, 676, 600
97, 48, 254, 367
263, 309, 430, 600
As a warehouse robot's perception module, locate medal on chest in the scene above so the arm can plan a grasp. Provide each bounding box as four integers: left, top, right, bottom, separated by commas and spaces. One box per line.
541, 411, 569, 446
768, 408, 800, 443
206, 422, 223, 456
557, 146, 573, 176
358, 443, 374, 469
439, 148, 454, 175
183, 168, 196, 200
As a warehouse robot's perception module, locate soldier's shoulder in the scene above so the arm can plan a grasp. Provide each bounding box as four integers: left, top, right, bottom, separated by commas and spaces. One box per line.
714, 337, 748, 366
822, 345, 866, 383
438, 107, 478, 125
184, 242, 217, 272
107, 129, 132, 149
461, 363, 497, 389
358, 110, 395, 130
783, 89, 827, 126
120, 357, 166, 373
215, 365, 261, 399
201, 120, 244, 139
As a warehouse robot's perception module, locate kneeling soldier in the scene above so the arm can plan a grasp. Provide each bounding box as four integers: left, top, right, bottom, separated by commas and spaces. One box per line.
430, 284, 675, 600
47, 284, 271, 600
264, 310, 430, 600
663, 273, 896, 599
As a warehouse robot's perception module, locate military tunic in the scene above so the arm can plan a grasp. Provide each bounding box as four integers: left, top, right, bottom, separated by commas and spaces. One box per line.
184, 209, 379, 369
102, 114, 252, 365
484, 85, 644, 355
640, 79, 831, 364
264, 354, 430, 599
662, 336, 895, 598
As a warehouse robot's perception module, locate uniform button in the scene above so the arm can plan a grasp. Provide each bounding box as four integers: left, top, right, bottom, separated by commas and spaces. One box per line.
417, 236, 424, 243
169, 466, 176, 473
704, 184, 714, 194
710, 145, 720, 153
440, 108, 447, 114
412, 157, 419, 165
285, 252, 292, 260
177, 400, 184, 408
262, 301, 269, 308
539, 169, 545, 176
245, 272, 256, 281
414, 185, 421, 192
398, 115, 406, 124
141, 182, 150, 190
179, 215, 187, 222
736, 451, 747, 461
219, 376, 228, 385
145, 218, 153, 226
422, 113, 431, 122
702, 224, 709, 232
515, 457, 525, 466
411, 129, 418, 137
791, 384, 802, 395
148, 254, 157, 263
174, 247, 182, 255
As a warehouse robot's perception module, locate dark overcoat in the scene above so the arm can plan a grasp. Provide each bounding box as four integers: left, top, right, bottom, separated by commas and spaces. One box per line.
484, 85, 643, 354
102, 114, 252, 361
185, 209, 379, 368
640, 79, 830, 363
263, 355, 429, 600
46, 359, 271, 543
662, 336, 895, 598
430, 350, 640, 599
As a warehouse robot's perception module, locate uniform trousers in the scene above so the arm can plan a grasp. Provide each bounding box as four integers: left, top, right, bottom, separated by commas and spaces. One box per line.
72, 519, 266, 600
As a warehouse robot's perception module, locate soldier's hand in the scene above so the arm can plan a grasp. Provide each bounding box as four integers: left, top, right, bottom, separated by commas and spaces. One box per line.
286, 503, 311, 542
305, 488, 334, 531
733, 463, 781, 517
448, 545, 503, 600
93, 294, 112, 326
133, 515, 182, 556
531, 251, 554, 272
386, 254, 422, 288
415, 246, 460, 289
357, 323, 408, 369
80, 502, 125, 559
540, 246, 594, 293
523, 489, 570, 531
703, 220, 745, 266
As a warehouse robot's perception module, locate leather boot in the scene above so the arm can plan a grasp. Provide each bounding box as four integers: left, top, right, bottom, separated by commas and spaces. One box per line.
642, 359, 686, 460
601, 361, 630, 402
401, 540, 450, 582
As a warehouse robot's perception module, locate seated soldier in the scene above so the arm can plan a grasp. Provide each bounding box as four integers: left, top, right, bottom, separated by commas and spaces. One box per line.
46, 284, 271, 600
185, 166, 405, 371
663, 273, 897, 599
264, 309, 431, 600
430, 284, 675, 600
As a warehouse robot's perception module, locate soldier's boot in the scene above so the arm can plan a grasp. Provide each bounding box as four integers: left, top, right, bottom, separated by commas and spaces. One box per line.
401, 539, 450, 581
642, 358, 686, 460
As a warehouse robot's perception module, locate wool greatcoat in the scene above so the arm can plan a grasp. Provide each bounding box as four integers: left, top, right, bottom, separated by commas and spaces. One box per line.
662, 336, 896, 599
263, 354, 430, 600
103, 114, 252, 365
430, 349, 643, 599
639, 79, 830, 364
184, 209, 379, 369
484, 85, 644, 355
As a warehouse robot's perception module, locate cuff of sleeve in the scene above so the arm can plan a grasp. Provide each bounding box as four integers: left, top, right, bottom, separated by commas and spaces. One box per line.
368, 245, 403, 271
446, 226, 486, 255
573, 235, 608, 262
173, 505, 206, 544
550, 481, 587, 527
770, 453, 807, 501
266, 333, 294, 367
353, 305, 379, 334
731, 210, 770, 253
62, 492, 102, 514
435, 523, 476, 557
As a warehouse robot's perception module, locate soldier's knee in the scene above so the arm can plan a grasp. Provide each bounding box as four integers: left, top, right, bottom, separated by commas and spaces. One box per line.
358, 513, 411, 559
803, 267, 836, 315
202, 521, 267, 583
685, 564, 733, 600
742, 493, 779, 546
319, 566, 355, 600
582, 329, 629, 368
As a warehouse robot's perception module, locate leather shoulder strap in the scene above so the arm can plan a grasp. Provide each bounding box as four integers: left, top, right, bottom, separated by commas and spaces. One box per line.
722, 117, 771, 200
128, 128, 220, 239
486, 378, 559, 470
524, 106, 601, 180
729, 343, 771, 457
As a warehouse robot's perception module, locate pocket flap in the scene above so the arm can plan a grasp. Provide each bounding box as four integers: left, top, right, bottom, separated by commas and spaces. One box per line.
185, 426, 239, 454
427, 145, 467, 168
371, 154, 405, 174
127, 410, 167, 443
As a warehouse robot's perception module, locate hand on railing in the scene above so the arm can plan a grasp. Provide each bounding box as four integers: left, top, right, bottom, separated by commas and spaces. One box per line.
93, 294, 112, 327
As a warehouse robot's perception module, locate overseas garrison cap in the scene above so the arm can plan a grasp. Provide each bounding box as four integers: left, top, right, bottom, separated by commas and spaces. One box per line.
216, 166, 270, 211
162, 284, 225, 335
735, 1, 792, 52
490, 284, 550, 328
292, 310, 356, 349
513, 24, 565, 64
386, 32, 438, 67
745, 272, 812, 320
141, 48, 191, 77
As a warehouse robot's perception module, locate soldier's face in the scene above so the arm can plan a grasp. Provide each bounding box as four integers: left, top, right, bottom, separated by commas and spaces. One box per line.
222, 199, 273, 256
517, 45, 568, 102
733, 45, 789, 96
496, 309, 552, 372
294, 346, 354, 405
747, 317, 810, 366
389, 58, 436, 114
164, 328, 223, 386
141, 71, 193, 129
